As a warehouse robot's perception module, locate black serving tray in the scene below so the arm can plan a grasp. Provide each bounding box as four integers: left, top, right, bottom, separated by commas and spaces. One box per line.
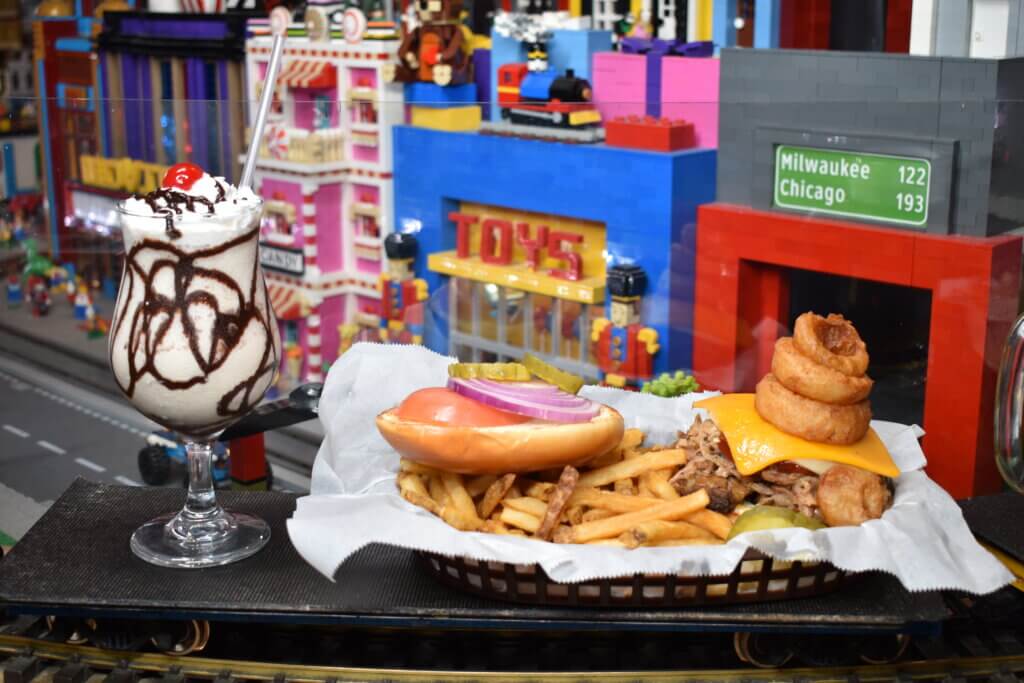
0, 479, 949, 636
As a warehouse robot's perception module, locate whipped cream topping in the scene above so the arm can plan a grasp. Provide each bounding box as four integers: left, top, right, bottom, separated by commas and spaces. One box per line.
120, 172, 260, 241
123, 173, 259, 220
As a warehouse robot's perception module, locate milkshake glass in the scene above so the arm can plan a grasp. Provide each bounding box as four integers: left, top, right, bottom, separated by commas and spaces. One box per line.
109, 176, 281, 568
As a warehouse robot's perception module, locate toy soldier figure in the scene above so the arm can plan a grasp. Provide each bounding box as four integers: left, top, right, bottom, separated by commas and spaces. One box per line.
379, 232, 429, 344
6, 272, 21, 307
591, 264, 659, 389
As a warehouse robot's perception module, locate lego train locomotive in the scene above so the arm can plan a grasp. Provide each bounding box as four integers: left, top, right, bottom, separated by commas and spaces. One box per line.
496, 64, 601, 129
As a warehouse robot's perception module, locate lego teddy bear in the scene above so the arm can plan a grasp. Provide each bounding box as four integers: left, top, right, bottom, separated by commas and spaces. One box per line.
384, 0, 472, 86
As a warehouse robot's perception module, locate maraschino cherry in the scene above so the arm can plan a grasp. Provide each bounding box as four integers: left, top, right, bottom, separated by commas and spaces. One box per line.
162, 162, 204, 191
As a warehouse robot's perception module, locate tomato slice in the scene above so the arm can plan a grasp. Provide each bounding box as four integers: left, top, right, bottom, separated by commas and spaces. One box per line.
395, 387, 531, 427
768, 461, 818, 477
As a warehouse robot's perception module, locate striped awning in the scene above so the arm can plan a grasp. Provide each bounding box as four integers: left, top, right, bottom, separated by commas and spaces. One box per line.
278, 60, 336, 89
268, 284, 307, 321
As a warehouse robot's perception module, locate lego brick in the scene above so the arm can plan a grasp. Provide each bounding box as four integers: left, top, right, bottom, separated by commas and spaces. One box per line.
473, 48, 491, 120
754, 0, 782, 48
489, 28, 612, 122
716, 47, 1024, 235
410, 105, 482, 131
592, 52, 647, 121
937, 0, 966, 55
392, 126, 717, 375
645, 52, 662, 119
605, 115, 695, 151
403, 82, 478, 108
660, 56, 719, 148
712, 0, 738, 50
692, 202, 1022, 498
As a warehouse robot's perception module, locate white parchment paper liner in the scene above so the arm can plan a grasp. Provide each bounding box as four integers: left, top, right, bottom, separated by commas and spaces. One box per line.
287, 343, 1013, 594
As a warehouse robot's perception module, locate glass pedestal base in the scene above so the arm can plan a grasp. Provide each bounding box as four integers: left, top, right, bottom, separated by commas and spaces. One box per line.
130, 509, 270, 569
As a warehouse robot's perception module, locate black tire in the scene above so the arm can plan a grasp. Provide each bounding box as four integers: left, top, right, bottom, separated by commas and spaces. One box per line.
138, 446, 171, 486
266, 462, 274, 491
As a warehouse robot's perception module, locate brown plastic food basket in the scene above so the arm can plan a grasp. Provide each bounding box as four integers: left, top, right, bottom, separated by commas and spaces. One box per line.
414, 549, 849, 607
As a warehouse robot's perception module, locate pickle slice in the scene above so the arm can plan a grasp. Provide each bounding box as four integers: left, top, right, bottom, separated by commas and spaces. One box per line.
447, 362, 531, 381
727, 505, 826, 540
522, 353, 585, 394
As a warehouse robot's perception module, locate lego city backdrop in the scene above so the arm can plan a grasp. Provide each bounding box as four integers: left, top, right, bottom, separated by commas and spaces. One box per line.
1, 0, 1024, 500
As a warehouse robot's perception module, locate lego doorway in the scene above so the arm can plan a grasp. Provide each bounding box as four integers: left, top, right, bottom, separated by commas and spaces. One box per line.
786, 268, 931, 428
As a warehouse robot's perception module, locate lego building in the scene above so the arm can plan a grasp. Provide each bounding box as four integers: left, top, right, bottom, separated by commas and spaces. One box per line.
245, 16, 404, 386
695, 47, 1024, 498
394, 126, 716, 383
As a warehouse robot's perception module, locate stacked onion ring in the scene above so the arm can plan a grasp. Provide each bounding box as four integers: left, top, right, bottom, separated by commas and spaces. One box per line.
755, 313, 873, 445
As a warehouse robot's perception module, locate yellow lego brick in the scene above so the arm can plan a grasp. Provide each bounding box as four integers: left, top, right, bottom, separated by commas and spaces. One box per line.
410, 105, 482, 132
469, 33, 492, 50
428, 251, 606, 304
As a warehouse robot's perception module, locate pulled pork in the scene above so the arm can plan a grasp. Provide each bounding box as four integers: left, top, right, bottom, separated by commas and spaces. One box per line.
668, 416, 821, 518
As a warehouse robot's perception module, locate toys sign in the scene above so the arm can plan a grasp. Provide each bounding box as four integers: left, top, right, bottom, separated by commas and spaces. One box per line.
449, 211, 585, 281
773, 145, 931, 227
428, 203, 608, 305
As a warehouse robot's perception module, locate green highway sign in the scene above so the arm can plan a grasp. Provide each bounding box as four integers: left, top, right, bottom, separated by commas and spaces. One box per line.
773, 145, 930, 227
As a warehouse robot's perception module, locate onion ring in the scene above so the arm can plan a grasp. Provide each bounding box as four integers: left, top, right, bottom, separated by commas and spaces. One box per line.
817, 464, 892, 527
771, 337, 873, 405
754, 374, 871, 445
793, 312, 869, 378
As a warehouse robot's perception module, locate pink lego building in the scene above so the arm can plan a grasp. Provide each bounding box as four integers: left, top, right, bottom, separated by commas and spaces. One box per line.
246, 17, 404, 387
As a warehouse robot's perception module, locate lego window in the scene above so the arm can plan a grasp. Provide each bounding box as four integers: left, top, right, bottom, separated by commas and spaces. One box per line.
261, 199, 299, 246
158, 60, 176, 165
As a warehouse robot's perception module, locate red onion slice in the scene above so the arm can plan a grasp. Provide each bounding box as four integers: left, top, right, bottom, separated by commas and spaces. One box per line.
447, 378, 601, 423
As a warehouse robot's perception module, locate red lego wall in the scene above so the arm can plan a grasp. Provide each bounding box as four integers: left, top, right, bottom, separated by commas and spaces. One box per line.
779, 0, 911, 52
779, 0, 830, 50
885, 0, 912, 52
692, 203, 1022, 499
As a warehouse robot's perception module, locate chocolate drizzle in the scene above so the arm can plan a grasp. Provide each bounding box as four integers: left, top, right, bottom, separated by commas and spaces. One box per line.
109, 226, 279, 438
133, 182, 229, 240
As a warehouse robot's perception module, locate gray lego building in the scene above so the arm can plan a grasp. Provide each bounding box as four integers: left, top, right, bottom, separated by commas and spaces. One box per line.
716, 48, 1024, 236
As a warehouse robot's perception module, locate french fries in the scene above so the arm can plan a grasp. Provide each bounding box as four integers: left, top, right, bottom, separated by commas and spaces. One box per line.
500, 507, 541, 533
441, 472, 483, 531
476, 473, 516, 519
536, 466, 579, 540
503, 496, 549, 518
577, 449, 689, 488
618, 520, 717, 549
395, 427, 738, 548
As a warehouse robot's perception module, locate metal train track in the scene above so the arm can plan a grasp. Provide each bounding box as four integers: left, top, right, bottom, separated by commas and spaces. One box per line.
2, 592, 1024, 683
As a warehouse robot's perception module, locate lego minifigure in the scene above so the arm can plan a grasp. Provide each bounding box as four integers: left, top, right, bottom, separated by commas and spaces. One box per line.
6, 273, 22, 307
379, 232, 429, 344
29, 276, 51, 317
384, 0, 472, 86
591, 264, 659, 389
73, 286, 92, 320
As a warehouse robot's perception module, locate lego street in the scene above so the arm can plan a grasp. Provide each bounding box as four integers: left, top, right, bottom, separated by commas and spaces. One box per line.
0, 347, 316, 541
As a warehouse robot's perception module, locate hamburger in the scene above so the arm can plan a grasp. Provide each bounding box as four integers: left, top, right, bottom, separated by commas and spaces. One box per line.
376, 361, 625, 475
674, 394, 898, 527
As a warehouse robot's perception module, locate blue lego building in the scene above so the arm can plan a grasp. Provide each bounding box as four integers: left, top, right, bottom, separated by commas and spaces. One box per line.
393, 126, 716, 380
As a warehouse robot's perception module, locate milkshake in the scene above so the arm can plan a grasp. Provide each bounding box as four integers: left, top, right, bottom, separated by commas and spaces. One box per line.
109, 163, 281, 439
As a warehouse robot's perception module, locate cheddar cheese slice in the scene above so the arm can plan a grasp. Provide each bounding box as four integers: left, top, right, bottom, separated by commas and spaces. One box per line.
695, 394, 900, 478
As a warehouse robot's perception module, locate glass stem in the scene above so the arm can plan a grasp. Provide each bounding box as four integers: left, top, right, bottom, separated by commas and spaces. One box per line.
183, 440, 221, 520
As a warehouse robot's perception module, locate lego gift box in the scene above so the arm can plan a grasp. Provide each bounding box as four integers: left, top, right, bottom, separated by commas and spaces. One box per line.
286, 343, 1011, 594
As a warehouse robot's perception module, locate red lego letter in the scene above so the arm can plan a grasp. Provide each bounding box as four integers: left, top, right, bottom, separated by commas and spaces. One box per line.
480, 218, 513, 265
548, 231, 583, 281
515, 222, 549, 269
448, 211, 479, 258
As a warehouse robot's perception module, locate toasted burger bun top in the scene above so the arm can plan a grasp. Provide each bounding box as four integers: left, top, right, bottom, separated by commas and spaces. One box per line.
376, 404, 625, 475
